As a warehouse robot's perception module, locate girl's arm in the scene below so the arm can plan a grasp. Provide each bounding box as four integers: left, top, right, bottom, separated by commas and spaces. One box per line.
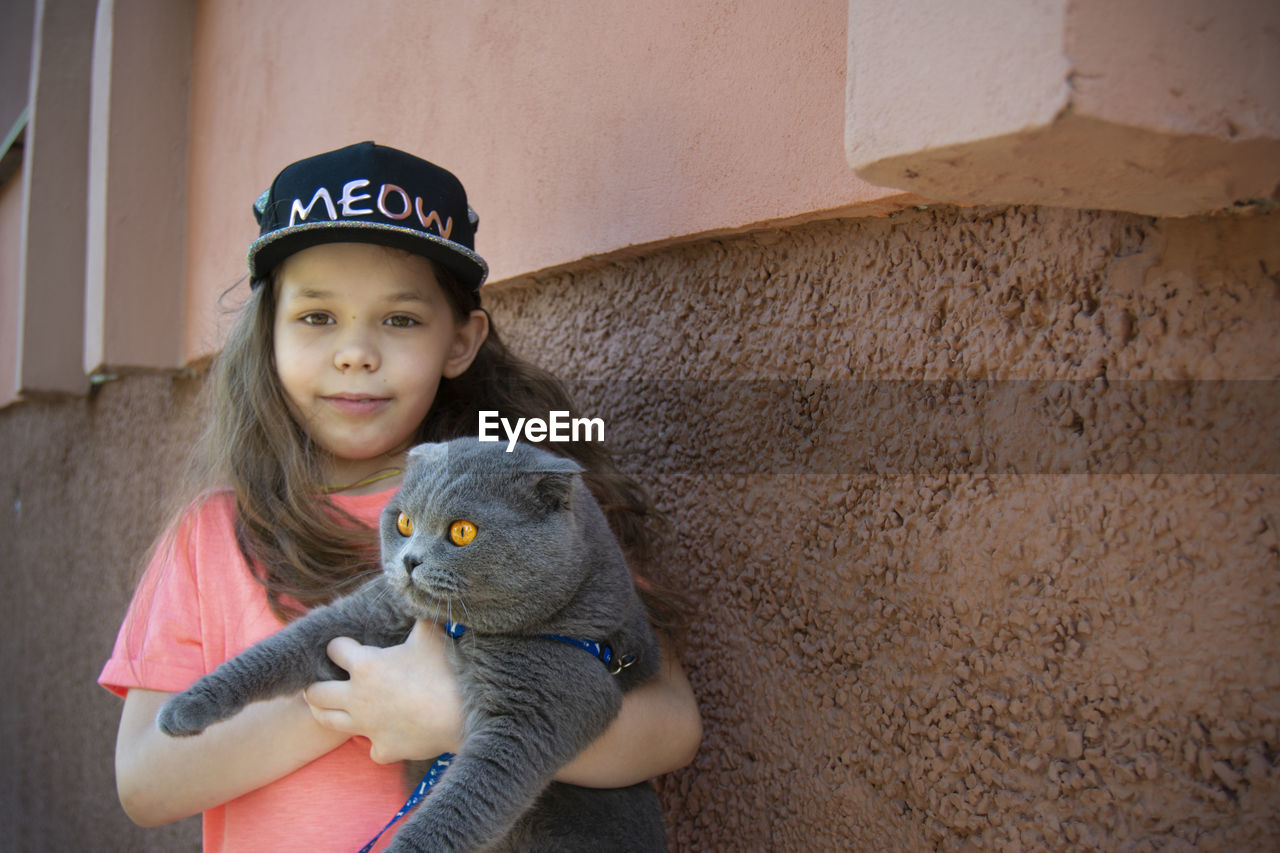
116, 627, 466, 827
304, 620, 702, 786
115, 688, 348, 826
556, 641, 702, 787
117, 624, 698, 827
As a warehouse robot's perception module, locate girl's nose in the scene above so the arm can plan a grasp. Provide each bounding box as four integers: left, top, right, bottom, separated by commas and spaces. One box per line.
333, 330, 380, 372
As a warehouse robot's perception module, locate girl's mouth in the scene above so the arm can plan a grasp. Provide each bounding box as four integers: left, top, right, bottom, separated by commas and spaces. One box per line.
323, 395, 391, 415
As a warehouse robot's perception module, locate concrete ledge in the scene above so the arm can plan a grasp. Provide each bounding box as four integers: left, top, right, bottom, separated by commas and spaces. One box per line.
846, 0, 1280, 217
858, 111, 1280, 218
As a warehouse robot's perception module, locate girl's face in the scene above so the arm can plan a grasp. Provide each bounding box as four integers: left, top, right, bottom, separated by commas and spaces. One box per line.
273, 242, 488, 487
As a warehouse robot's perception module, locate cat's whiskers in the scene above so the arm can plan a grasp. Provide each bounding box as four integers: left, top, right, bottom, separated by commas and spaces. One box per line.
344, 567, 382, 599
369, 577, 394, 605
370, 578, 405, 619
453, 597, 481, 655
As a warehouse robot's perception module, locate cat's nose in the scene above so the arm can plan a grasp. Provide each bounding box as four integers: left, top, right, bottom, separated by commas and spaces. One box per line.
402, 555, 421, 574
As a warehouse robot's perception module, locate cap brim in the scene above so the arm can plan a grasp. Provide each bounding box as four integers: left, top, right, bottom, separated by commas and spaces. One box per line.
248, 220, 488, 290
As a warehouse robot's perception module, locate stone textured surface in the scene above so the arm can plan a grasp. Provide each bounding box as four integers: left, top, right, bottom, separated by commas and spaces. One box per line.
1, 205, 1276, 850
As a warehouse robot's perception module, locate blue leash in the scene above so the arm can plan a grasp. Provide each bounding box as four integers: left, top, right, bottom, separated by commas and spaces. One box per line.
357, 752, 455, 853
356, 621, 638, 851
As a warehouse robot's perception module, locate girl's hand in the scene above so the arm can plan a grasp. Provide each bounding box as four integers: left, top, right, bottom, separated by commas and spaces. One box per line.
303, 619, 464, 764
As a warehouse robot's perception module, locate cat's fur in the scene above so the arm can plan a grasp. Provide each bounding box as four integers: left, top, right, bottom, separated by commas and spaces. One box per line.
158, 439, 666, 852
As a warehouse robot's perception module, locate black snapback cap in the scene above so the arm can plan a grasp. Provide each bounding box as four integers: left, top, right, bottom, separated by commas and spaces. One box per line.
248, 141, 488, 291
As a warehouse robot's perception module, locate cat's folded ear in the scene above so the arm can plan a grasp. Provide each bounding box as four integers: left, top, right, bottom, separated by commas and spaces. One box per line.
408, 442, 450, 468
532, 472, 575, 511
530, 455, 584, 511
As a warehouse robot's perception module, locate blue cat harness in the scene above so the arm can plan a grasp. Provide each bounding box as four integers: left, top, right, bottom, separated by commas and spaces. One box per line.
444, 620, 640, 674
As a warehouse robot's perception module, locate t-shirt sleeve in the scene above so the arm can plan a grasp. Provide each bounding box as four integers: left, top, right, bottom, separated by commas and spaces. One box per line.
98, 507, 213, 698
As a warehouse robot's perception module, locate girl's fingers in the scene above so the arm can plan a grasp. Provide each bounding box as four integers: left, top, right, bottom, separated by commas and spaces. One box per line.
303, 681, 359, 733
323, 635, 365, 671
303, 679, 344, 710
300, 619, 463, 761
305, 699, 356, 733
322, 624, 441, 678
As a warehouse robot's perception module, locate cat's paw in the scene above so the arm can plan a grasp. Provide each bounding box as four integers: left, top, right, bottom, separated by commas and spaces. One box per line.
156, 689, 221, 737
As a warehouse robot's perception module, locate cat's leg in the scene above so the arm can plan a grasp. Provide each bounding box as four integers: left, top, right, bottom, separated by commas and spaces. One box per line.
385, 643, 623, 853
158, 579, 409, 736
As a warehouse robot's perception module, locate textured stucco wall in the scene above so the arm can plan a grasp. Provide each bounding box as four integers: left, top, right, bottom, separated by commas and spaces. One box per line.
0, 373, 206, 850
1, 205, 1276, 851
486, 205, 1279, 850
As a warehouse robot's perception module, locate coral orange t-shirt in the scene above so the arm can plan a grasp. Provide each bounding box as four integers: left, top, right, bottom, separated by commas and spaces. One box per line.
99, 488, 407, 852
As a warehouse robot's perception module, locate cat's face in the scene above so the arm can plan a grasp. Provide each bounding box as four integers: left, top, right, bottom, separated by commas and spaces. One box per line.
380, 440, 589, 633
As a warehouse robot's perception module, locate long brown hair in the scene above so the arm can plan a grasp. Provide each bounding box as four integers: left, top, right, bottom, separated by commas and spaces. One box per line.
178, 259, 686, 637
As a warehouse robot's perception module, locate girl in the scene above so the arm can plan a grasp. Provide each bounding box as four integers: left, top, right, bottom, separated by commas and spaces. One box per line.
99, 142, 701, 851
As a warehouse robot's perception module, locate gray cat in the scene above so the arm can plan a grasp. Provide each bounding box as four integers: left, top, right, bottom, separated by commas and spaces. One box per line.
158, 439, 666, 852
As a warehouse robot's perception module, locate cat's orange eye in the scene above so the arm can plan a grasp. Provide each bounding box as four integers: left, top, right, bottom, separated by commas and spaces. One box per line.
449, 520, 477, 546
396, 512, 414, 537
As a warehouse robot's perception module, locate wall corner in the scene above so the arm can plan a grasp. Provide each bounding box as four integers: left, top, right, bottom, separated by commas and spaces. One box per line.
845, 0, 1280, 217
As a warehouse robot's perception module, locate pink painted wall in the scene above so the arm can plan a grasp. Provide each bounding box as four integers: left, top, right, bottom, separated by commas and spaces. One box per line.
181, 0, 911, 361
8, 2, 1272, 385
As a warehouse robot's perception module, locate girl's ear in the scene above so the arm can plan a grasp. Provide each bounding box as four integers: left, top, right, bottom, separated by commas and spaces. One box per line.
443, 310, 490, 378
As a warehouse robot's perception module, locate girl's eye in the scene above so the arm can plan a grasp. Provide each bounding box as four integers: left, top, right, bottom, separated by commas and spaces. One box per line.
449, 520, 477, 547
396, 512, 414, 537
301, 312, 333, 326
385, 315, 418, 328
